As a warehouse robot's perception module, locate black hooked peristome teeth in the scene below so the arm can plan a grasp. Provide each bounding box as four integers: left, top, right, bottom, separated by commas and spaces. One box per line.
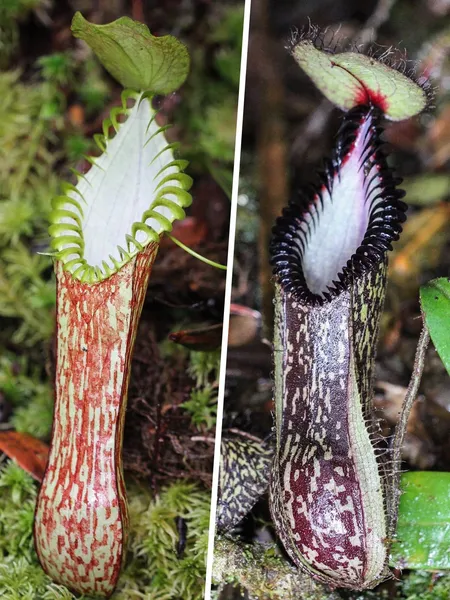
270, 105, 407, 305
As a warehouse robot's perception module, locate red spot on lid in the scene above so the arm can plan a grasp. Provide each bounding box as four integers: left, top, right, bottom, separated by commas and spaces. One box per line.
355, 87, 388, 113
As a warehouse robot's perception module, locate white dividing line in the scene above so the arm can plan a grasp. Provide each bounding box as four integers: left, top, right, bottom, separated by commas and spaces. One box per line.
203, 0, 252, 597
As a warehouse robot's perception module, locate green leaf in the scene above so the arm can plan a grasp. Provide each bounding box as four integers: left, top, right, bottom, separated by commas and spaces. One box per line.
291, 40, 427, 121
71, 12, 190, 93
390, 472, 450, 570
420, 277, 450, 375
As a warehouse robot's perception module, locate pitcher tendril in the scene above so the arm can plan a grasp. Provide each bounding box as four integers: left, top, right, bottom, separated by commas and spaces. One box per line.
166, 233, 227, 270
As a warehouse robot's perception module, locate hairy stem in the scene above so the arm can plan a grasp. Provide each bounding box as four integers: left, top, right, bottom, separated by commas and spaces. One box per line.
166, 233, 227, 270
389, 324, 430, 536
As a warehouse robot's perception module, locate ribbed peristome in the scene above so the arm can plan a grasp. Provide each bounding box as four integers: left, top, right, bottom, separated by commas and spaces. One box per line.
49, 90, 192, 283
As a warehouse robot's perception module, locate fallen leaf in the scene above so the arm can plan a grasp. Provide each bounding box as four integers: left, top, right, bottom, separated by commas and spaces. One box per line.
0, 431, 49, 482
169, 323, 222, 351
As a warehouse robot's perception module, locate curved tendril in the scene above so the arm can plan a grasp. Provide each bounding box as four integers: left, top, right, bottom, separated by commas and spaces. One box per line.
166, 233, 227, 270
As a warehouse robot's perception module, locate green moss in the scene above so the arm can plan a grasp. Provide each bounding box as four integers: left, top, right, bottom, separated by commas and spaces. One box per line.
0, 355, 54, 440
0, 463, 210, 599
0, 70, 60, 346
0, 464, 37, 564
399, 572, 450, 599
199, 102, 238, 164
209, 6, 244, 88
182, 348, 220, 430
177, 4, 243, 197
0, 559, 50, 599
188, 349, 220, 387
213, 537, 340, 600
213, 536, 450, 600
37, 53, 75, 86
78, 56, 111, 116
114, 482, 210, 599
182, 386, 218, 430
11, 391, 54, 439
64, 133, 93, 162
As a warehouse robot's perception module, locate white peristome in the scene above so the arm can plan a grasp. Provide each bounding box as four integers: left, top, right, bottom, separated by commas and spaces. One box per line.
299, 116, 382, 296
58, 94, 183, 273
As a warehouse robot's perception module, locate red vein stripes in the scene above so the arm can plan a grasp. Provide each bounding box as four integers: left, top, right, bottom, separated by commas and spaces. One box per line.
34, 243, 158, 597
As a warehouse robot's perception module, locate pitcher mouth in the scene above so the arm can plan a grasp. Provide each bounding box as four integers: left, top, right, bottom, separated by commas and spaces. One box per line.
270, 105, 407, 305
49, 91, 192, 284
